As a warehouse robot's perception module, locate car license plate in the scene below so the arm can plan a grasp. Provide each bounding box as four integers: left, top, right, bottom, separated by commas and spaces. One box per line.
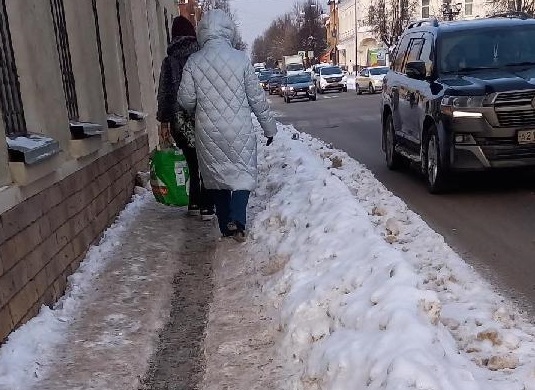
518, 129, 535, 144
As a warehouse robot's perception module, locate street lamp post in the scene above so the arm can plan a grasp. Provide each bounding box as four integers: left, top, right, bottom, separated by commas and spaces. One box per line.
354, 0, 358, 73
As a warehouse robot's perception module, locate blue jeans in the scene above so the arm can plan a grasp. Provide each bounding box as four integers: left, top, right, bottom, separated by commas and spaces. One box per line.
210, 190, 250, 234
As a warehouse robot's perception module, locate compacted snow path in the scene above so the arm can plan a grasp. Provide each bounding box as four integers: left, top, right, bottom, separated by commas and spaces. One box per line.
200, 239, 293, 390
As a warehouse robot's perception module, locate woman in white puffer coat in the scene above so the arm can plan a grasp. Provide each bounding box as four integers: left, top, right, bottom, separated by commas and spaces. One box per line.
178, 9, 277, 241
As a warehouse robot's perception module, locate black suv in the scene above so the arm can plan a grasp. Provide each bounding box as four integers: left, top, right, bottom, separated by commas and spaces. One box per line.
381, 14, 535, 193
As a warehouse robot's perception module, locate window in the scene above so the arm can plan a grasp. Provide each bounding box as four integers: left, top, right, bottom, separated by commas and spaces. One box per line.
0, 0, 26, 135
320, 66, 343, 75
91, 0, 108, 113
369, 67, 389, 76
50, 0, 79, 121
438, 26, 535, 74
407, 38, 424, 64
392, 35, 412, 72
465, 0, 473, 16
419, 34, 435, 75
422, 0, 430, 18
116, 0, 130, 107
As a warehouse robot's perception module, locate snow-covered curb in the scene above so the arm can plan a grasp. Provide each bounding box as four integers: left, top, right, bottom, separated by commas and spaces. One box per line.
251, 123, 535, 390
0, 192, 151, 390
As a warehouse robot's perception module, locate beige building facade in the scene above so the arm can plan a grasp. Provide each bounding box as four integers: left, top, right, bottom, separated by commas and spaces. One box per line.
0, 0, 176, 343
334, 0, 495, 70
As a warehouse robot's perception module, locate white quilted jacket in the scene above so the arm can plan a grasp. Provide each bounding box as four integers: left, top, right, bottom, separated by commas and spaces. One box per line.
177, 10, 277, 191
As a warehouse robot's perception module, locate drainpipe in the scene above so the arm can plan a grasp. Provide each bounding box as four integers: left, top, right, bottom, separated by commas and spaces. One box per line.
354, 0, 358, 72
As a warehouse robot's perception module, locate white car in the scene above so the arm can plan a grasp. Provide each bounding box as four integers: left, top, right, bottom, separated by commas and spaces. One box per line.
311, 63, 331, 82
315, 65, 347, 94
355, 66, 389, 94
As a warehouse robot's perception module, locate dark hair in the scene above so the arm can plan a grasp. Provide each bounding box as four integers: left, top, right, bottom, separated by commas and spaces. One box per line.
171, 15, 196, 39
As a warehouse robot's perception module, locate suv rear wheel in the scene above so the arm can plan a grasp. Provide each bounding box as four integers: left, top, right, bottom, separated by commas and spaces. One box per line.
385, 114, 402, 170
424, 125, 449, 194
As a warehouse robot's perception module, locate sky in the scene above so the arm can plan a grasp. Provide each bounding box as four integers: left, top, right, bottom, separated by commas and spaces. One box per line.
1, 79, 535, 389
230, 0, 328, 50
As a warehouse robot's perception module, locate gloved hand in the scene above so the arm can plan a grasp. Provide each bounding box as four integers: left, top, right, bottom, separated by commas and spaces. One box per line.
266, 137, 273, 146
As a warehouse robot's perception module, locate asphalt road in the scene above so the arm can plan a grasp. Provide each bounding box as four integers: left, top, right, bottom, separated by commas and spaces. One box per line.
269, 89, 535, 316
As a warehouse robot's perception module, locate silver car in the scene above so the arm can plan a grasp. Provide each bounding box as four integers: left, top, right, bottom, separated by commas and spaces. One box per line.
356, 66, 389, 94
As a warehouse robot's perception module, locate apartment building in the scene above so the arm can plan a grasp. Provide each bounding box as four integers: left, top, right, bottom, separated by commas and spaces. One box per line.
0, 0, 176, 343
178, 0, 202, 27
331, 0, 495, 70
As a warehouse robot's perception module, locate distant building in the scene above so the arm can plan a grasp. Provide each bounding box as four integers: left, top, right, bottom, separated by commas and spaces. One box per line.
331, 0, 496, 70
323, 0, 340, 64
177, 0, 202, 27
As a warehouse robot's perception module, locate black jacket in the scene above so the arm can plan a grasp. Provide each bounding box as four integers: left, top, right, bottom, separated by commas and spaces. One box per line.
156, 36, 199, 123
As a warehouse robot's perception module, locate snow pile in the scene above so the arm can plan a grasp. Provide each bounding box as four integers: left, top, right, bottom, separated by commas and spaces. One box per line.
0, 192, 150, 390
251, 124, 535, 390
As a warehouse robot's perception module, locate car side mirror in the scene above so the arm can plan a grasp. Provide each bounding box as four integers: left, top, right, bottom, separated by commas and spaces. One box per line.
405, 61, 427, 80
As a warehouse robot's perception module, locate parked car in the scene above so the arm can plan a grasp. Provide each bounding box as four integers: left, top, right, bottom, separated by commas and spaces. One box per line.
267, 74, 284, 95
283, 73, 316, 103
381, 14, 535, 193
316, 66, 347, 93
356, 66, 389, 94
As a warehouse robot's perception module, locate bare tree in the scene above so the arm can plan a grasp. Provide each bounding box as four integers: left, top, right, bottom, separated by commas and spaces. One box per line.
368, 0, 417, 48
199, 0, 247, 50
293, 0, 327, 65
200, 0, 231, 13
488, 0, 535, 16
251, 0, 327, 66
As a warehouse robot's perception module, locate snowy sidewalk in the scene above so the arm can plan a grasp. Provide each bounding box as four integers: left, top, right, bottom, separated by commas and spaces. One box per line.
0, 196, 217, 390
2, 121, 535, 390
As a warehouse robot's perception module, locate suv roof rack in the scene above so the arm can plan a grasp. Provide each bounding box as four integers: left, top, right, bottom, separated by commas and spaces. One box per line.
489, 11, 533, 19
407, 17, 439, 29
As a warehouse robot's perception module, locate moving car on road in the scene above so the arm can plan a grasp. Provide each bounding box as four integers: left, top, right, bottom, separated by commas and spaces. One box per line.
267, 74, 284, 95
381, 14, 535, 193
283, 73, 316, 103
279, 76, 288, 97
316, 66, 347, 94
356, 66, 389, 94
258, 71, 273, 90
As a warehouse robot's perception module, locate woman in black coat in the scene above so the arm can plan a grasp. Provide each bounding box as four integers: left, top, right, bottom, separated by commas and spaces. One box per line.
156, 16, 213, 219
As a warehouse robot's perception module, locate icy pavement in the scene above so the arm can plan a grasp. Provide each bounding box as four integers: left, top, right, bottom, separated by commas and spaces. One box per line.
0, 194, 211, 390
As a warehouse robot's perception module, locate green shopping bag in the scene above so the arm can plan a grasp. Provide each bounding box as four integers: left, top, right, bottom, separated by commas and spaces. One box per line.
150, 147, 190, 206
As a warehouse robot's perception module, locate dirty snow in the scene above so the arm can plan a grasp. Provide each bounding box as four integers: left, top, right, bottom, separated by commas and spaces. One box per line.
249, 123, 535, 389
1, 120, 535, 389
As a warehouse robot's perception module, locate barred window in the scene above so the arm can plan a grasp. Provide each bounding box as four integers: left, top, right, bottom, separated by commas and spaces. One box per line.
92, 0, 108, 113
116, 0, 130, 107
50, 0, 79, 121
0, 0, 26, 135
465, 0, 473, 16
422, 0, 430, 18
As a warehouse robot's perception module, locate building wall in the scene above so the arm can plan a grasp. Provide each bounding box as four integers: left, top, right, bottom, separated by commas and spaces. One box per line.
335, 0, 496, 69
337, 0, 356, 69
0, 0, 176, 344
178, 0, 201, 27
